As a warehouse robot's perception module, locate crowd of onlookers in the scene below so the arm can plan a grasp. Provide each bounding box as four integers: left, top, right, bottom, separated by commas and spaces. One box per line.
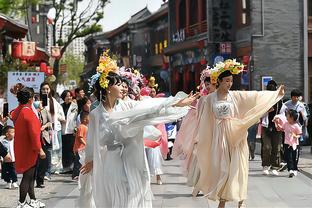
0, 83, 90, 207
247, 80, 310, 178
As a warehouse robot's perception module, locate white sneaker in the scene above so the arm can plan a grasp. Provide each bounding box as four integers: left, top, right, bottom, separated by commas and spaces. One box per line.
16, 201, 32, 208
12, 182, 19, 188
44, 176, 51, 181
6, 182, 12, 189
293, 170, 298, 176
263, 166, 270, 175
29, 199, 45, 208
271, 169, 279, 176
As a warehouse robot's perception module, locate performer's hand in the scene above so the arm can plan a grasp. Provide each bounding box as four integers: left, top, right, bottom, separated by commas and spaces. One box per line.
80, 161, 93, 175
174, 92, 200, 107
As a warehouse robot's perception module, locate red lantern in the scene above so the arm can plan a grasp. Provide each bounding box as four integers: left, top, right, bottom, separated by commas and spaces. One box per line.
11, 41, 22, 59
40, 62, 47, 73
200, 58, 206, 65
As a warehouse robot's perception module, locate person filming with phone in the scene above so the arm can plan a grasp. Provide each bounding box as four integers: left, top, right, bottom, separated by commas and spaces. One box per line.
11, 86, 46, 208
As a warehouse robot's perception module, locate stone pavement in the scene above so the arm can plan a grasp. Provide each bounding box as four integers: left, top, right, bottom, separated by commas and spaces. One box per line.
1, 146, 312, 208
52, 150, 312, 208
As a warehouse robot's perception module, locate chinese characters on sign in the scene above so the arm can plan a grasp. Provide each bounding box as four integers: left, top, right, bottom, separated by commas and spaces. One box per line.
172, 29, 185, 43
22, 42, 36, 57
7, 72, 45, 118
220, 42, 232, 54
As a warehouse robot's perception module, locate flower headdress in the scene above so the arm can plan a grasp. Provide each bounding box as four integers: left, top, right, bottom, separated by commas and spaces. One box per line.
148, 76, 158, 89
96, 49, 118, 89
210, 59, 244, 84
119, 67, 143, 87
200, 65, 212, 83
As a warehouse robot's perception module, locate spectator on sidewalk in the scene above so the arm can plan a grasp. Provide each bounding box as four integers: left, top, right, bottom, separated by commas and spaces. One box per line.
1, 126, 18, 189
61, 90, 78, 173
72, 112, 88, 180
280, 89, 308, 143
76, 96, 91, 126
36, 104, 53, 188
248, 122, 258, 161
261, 80, 283, 175
273, 109, 302, 178
11, 86, 46, 208
40, 82, 66, 175
74, 88, 85, 102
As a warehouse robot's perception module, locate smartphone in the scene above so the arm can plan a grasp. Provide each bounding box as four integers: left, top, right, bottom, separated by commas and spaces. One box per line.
42, 94, 48, 107
3, 102, 8, 117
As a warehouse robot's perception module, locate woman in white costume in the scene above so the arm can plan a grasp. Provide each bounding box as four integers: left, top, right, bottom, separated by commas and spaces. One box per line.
79, 51, 198, 208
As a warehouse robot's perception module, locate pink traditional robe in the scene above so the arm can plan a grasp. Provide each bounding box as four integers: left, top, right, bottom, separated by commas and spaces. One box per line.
196, 87, 284, 202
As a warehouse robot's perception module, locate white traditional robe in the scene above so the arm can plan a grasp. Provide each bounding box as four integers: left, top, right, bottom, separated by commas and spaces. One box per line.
78, 92, 189, 208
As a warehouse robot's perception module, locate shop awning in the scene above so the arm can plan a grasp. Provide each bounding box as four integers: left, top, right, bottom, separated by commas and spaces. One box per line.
0, 13, 28, 39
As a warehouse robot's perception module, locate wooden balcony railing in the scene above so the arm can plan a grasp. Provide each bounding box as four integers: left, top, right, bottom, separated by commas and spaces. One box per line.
185, 20, 207, 38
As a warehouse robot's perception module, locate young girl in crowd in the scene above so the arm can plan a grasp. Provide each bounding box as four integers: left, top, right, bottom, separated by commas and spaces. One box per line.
273, 109, 302, 178
1, 126, 18, 189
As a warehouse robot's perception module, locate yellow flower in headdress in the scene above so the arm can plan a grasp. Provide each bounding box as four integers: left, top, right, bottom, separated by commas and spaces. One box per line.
96, 49, 118, 89
148, 76, 158, 89
209, 59, 244, 84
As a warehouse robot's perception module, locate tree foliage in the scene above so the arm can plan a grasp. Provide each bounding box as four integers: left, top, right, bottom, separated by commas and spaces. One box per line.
52, 0, 109, 80
0, 0, 40, 17
59, 53, 84, 84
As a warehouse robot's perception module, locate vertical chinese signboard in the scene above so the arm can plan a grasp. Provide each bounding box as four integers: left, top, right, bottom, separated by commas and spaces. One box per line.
7, 72, 45, 114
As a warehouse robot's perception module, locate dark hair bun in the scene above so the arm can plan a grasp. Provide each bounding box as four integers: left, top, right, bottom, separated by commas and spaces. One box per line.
10, 83, 25, 95
17, 87, 34, 104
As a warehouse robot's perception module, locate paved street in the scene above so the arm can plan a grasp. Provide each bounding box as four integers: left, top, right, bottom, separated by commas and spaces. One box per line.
1, 146, 312, 208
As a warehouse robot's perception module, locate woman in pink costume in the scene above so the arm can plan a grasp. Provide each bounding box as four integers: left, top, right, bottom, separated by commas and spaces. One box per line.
173, 67, 216, 195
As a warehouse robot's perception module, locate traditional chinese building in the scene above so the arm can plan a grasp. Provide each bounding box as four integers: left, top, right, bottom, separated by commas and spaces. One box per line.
83, 4, 170, 93
165, 0, 209, 94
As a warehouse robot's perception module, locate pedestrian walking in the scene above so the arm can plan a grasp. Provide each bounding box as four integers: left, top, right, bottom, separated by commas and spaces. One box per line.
260, 80, 283, 175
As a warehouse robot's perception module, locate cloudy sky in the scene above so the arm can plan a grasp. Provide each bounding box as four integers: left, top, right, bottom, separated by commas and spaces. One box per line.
99, 0, 164, 32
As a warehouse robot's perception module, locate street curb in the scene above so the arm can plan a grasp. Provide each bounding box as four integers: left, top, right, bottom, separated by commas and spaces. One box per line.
300, 168, 312, 180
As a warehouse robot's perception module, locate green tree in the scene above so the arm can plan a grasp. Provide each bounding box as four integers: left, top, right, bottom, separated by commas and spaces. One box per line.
51, 0, 109, 81
0, 0, 40, 17
59, 53, 84, 85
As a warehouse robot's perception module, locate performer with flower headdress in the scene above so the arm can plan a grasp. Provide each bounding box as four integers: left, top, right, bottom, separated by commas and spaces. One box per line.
172, 65, 216, 196
77, 50, 199, 208
195, 59, 285, 208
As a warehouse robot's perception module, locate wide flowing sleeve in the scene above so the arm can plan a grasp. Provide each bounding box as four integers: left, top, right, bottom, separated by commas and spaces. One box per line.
109, 92, 189, 138
231, 86, 284, 129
